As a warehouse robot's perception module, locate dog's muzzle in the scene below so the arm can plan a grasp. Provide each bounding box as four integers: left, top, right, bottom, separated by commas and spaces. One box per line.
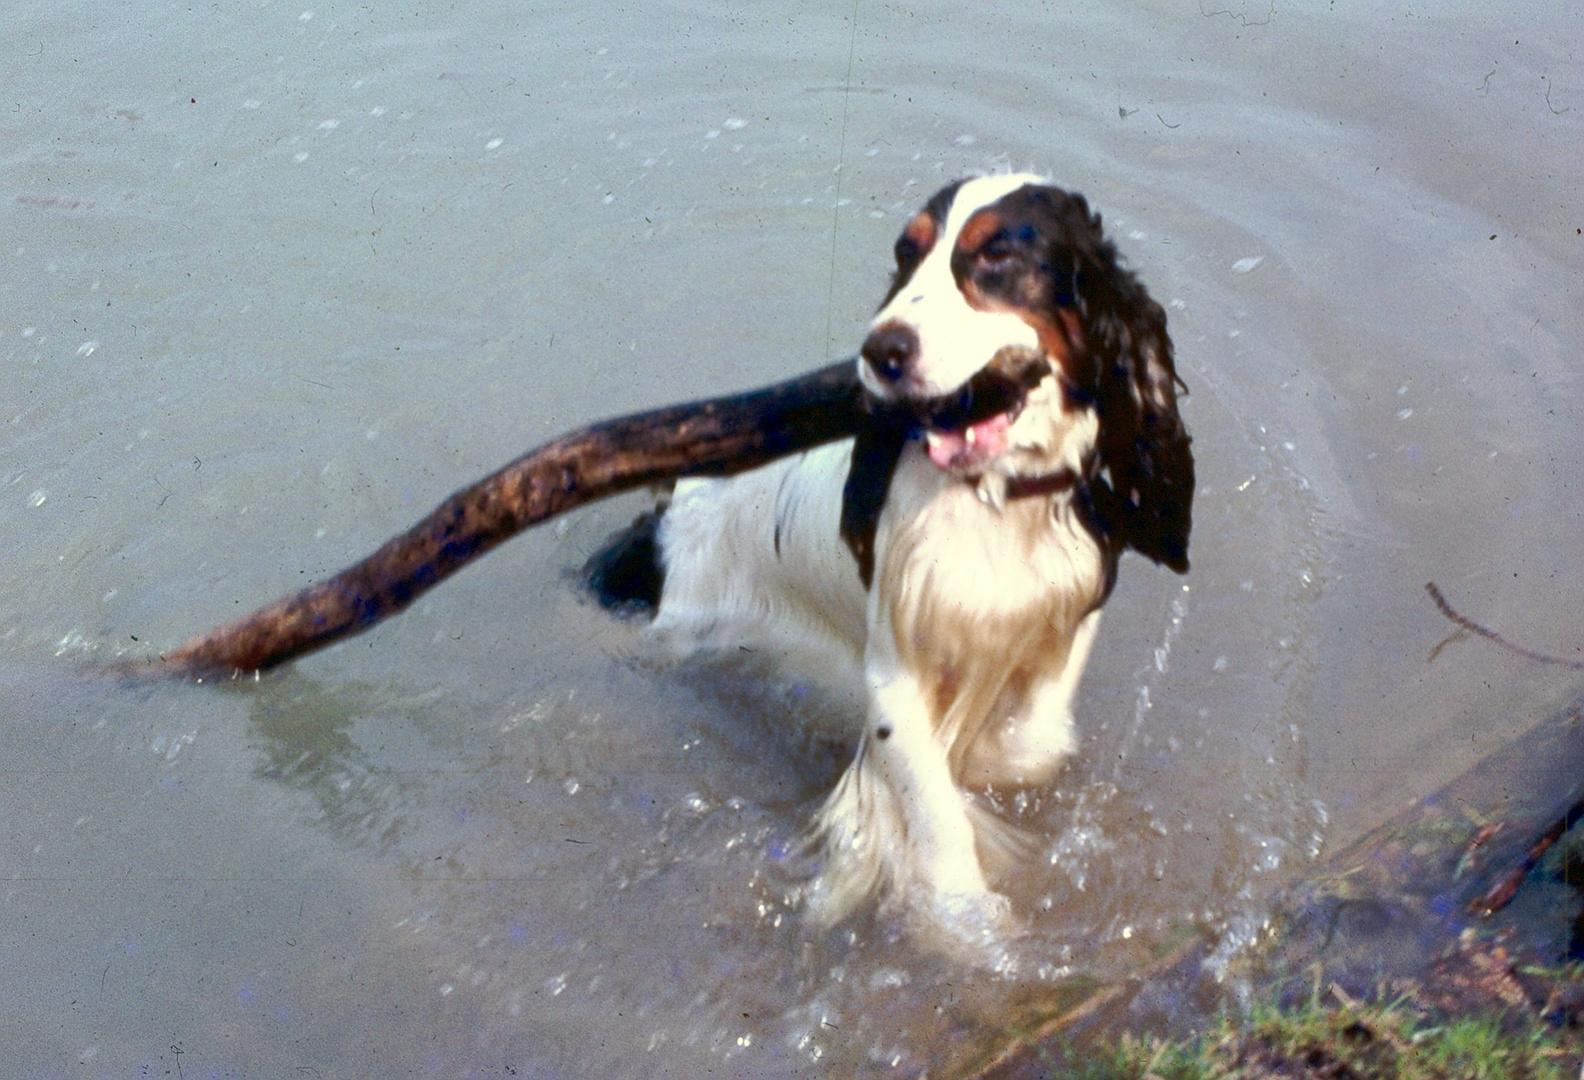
859, 321, 920, 387
860, 345, 1052, 471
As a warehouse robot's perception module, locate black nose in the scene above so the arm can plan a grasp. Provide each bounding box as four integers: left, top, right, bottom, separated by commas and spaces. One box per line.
860, 322, 919, 384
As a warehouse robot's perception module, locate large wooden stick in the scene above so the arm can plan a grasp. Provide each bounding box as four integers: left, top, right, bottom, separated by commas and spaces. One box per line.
152, 360, 865, 677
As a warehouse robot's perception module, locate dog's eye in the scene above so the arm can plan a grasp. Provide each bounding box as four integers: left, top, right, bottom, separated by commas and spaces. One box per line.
975, 235, 1021, 269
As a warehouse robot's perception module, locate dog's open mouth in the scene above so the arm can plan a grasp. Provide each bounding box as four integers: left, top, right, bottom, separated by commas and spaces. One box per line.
924, 409, 1015, 471
896, 347, 1052, 473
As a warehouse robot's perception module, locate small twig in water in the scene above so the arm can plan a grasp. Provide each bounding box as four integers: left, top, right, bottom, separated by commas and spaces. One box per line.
1197, 0, 1274, 27
1426, 627, 1468, 664
1470, 792, 1584, 917
1424, 582, 1584, 670
1543, 76, 1571, 115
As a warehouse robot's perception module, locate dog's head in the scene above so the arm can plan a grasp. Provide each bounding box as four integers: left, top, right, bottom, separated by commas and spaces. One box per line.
852, 174, 1193, 573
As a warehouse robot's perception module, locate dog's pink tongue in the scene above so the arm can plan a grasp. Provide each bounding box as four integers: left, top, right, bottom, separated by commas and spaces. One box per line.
925, 412, 1012, 470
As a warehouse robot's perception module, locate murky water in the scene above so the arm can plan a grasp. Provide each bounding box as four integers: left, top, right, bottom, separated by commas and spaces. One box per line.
3, 1, 1580, 1075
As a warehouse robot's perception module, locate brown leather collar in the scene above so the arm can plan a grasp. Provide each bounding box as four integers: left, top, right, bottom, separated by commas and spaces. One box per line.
1004, 469, 1080, 501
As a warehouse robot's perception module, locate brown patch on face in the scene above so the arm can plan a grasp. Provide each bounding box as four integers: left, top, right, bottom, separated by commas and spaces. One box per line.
954, 208, 1003, 257
951, 206, 1035, 318
878, 209, 945, 308
904, 211, 937, 254
1019, 307, 1086, 383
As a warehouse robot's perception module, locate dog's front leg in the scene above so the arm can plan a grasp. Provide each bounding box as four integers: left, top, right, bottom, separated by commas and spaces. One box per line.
807, 667, 1002, 930
865, 667, 992, 905
963, 608, 1102, 789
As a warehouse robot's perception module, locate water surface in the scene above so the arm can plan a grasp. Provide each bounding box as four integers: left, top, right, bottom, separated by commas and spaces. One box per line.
2, 1, 1580, 1075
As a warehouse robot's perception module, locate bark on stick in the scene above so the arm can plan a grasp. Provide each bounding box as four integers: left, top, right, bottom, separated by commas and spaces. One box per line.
155, 360, 863, 677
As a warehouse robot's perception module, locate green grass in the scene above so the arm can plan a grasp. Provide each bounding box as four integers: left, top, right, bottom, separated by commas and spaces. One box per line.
1065, 995, 1579, 1080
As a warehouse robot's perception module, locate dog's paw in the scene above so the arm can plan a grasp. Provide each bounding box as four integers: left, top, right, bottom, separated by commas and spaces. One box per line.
914, 889, 1020, 962
933, 888, 1013, 927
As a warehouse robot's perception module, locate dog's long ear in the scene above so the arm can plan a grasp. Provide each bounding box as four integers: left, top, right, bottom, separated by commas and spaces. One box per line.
1082, 254, 1194, 573
840, 412, 911, 588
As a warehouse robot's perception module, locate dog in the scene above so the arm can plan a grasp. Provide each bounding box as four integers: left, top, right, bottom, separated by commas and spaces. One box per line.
587, 173, 1193, 937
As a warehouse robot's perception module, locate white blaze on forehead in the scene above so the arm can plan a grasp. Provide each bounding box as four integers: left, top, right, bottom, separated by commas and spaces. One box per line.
866, 173, 1050, 399
942, 173, 1048, 235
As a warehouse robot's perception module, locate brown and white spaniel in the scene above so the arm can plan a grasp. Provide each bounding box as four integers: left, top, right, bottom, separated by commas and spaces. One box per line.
591, 173, 1193, 940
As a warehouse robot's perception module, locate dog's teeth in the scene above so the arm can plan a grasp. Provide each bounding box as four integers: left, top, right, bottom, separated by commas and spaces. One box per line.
926, 431, 944, 452
965, 426, 978, 446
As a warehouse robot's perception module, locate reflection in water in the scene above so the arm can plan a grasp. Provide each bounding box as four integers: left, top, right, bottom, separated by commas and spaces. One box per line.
248, 674, 435, 858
